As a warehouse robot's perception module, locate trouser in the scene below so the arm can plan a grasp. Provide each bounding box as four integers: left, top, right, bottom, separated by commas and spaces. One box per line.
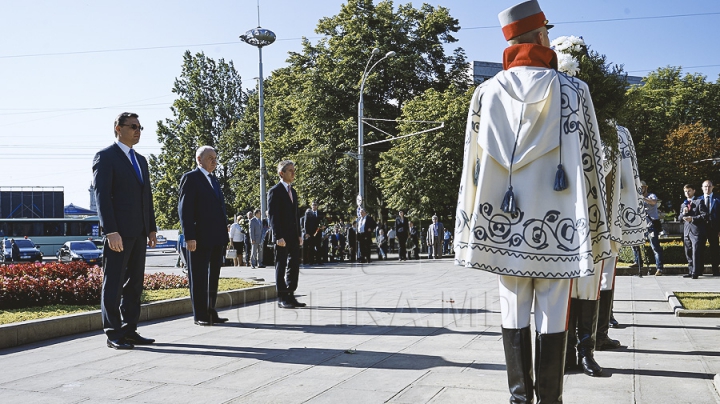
499, 275, 570, 403
102, 235, 147, 340
187, 243, 223, 322
701, 228, 719, 274
398, 234, 408, 259
250, 242, 261, 267
274, 241, 300, 302
684, 233, 704, 276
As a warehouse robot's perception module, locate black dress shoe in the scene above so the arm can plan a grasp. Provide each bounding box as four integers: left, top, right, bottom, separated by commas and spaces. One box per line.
194, 320, 213, 326
107, 338, 134, 350
124, 332, 155, 345
692, 275, 699, 279
683, 274, 693, 278
290, 299, 307, 308
213, 317, 229, 323
277, 301, 296, 309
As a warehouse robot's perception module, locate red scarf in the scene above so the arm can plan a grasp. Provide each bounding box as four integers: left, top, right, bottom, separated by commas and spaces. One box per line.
502, 43, 558, 71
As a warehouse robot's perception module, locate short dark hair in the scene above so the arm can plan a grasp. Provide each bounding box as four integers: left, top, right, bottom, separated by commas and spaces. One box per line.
254, 209, 261, 215
114, 112, 139, 137
684, 184, 695, 190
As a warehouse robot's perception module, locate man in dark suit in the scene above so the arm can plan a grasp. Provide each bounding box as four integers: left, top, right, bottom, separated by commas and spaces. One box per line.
268, 160, 305, 308
701, 180, 720, 276
347, 221, 357, 262
178, 146, 230, 325
395, 210, 409, 261
93, 112, 157, 350
357, 208, 376, 263
303, 201, 324, 264
678, 184, 708, 279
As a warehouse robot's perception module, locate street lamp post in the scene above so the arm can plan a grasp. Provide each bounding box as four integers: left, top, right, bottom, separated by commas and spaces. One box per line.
358, 48, 395, 212
240, 27, 276, 219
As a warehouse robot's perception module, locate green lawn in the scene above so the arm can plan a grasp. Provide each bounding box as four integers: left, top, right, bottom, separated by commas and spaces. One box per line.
0, 278, 256, 325
674, 292, 720, 310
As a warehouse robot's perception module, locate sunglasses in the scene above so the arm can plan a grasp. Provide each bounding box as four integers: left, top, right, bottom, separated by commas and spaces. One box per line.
121, 124, 144, 131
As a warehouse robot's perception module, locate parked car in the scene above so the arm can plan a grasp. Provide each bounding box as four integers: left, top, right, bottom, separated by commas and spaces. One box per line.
2, 238, 43, 262
56, 240, 103, 265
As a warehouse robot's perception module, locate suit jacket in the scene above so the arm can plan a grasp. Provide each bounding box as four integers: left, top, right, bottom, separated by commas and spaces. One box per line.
357, 215, 376, 237
678, 197, 708, 236
178, 168, 229, 248
249, 217, 263, 243
395, 216, 409, 239
304, 209, 323, 236
427, 222, 445, 243
93, 143, 157, 238
703, 194, 720, 233
268, 182, 300, 244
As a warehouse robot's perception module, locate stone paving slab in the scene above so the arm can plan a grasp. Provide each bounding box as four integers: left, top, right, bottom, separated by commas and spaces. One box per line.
0, 256, 718, 403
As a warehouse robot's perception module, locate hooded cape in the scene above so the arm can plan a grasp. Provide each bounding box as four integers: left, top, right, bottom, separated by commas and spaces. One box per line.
454, 66, 612, 278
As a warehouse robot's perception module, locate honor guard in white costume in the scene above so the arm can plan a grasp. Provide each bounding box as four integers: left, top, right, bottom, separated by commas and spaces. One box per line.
566, 124, 646, 376
454, 1, 611, 402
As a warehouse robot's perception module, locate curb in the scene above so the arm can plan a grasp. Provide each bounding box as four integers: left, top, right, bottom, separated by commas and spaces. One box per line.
665, 291, 720, 317
715, 374, 720, 397
0, 284, 276, 349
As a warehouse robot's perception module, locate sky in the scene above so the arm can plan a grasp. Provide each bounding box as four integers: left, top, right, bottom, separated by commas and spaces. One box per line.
1, 0, 718, 211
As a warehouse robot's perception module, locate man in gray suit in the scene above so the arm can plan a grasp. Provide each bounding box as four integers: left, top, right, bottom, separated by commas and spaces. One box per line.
427, 215, 444, 259
249, 209, 264, 268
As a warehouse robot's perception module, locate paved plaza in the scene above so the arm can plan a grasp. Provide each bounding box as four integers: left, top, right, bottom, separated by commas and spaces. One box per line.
1, 252, 719, 403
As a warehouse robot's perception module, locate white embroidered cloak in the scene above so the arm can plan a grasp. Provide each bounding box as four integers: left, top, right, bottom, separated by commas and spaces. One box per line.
454, 67, 612, 279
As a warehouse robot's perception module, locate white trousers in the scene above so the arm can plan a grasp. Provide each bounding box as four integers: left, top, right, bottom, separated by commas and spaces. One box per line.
600, 257, 616, 291
572, 259, 605, 300
498, 275, 571, 334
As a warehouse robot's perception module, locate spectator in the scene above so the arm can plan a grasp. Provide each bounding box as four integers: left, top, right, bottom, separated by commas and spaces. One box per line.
443, 228, 452, 255
387, 227, 396, 253
701, 180, 720, 276
395, 210, 409, 261
427, 215, 444, 259
376, 229, 388, 260
229, 214, 245, 267
408, 221, 419, 260
678, 184, 708, 279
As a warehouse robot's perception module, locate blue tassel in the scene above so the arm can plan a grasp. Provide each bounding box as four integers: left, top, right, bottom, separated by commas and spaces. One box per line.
501, 186, 518, 216
554, 164, 568, 191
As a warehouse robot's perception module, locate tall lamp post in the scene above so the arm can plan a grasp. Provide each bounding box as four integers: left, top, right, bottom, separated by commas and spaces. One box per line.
240, 27, 276, 219
358, 48, 395, 212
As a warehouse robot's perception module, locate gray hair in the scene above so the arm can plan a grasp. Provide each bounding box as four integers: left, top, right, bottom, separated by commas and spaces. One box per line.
196, 146, 216, 162
277, 160, 295, 174
508, 27, 544, 45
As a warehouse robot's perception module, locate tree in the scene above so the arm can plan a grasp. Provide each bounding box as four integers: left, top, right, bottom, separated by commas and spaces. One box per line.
621, 67, 720, 205
377, 86, 473, 221
149, 51, 247, 228
660, 122, 717, 202
245, 0, 470, 220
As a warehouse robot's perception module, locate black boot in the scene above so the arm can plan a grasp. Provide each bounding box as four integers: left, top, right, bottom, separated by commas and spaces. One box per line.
565, 298, 579, 373
535, 331, 567, 404
502, 327, 534, 404
596, 290, 621, 350
576, 299, 603, 377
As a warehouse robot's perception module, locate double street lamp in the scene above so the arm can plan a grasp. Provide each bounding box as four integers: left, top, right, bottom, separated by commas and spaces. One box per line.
357, 48, 395, 211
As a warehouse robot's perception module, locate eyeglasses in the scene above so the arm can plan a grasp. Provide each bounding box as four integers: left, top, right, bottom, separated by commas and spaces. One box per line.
121, 124, 144, 131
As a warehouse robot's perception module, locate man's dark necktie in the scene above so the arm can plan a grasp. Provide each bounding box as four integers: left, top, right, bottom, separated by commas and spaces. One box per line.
129, 149, 143, 184
287, 185, 293, 202
209, 174, 221, 199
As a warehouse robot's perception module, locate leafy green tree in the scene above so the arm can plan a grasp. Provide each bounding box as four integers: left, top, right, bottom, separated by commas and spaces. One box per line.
661, 122, 716, 201
377, 87, 473, 221
149, 51, 247, 228
621, 67, 720, 205
247, 0, 470, 220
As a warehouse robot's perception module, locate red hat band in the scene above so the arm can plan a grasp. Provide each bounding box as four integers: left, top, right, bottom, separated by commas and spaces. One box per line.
502, 12, 547, 41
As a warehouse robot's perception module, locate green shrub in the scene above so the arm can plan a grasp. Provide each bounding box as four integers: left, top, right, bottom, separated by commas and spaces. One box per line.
618, 238, 713, 265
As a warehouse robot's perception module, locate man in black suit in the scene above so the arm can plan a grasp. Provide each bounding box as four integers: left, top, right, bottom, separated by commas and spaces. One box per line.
304, 201, 324, 264
178, 146, 230, 325
268, 160, 305, 308
701, 180, 720, 276
357, 208, 376, 263
347, 221, 357, 262
395, 210, 409, 261
678, 184, 708, 279
93, 112, 157, 350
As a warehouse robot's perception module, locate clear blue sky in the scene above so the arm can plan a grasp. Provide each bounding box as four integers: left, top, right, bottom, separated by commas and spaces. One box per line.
1, 0, 718, 210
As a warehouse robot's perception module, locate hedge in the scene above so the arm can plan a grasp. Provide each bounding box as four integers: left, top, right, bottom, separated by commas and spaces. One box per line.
618, 239, 714, 265
0, 261, 188, 310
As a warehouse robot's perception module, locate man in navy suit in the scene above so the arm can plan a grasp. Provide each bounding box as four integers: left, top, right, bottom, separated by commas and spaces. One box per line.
701, 180, 720, 276
268, 160, 305, 308
93, 112, 157, 350
678, 184, 708, 279
178, 146, 230, 325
